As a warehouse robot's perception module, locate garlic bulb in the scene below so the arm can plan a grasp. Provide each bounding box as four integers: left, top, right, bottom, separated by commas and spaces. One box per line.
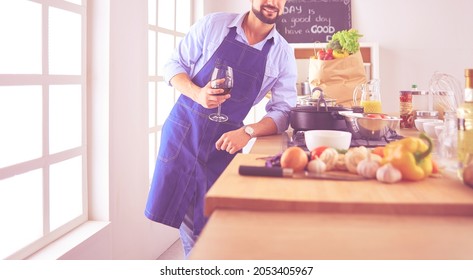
376, 163, 402, 184
307, 157, 327, 174
319, 147, 339, 171
344, 146, 368, 174
463, 162, 473, 187
356, 152, 380, 179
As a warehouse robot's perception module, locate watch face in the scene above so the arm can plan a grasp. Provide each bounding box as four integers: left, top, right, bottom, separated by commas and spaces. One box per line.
245, 126, 254, 136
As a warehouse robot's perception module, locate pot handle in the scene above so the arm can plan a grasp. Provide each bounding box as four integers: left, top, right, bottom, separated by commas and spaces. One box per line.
312, 87, 328, 112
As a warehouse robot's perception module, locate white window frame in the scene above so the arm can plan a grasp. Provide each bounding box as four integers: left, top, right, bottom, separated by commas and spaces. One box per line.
0, 0, 87, 260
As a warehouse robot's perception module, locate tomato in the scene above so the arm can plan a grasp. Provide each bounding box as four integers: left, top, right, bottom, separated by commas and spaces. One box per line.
324, 53, 334, 60
326, 48, 333, 54
432, 159, 439, 174
366, 113, 382, 119
317, 50, 326, 60
310, 146, 328, 160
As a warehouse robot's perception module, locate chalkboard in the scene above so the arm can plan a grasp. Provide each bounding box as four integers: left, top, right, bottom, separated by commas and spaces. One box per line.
276, 0, 352, 43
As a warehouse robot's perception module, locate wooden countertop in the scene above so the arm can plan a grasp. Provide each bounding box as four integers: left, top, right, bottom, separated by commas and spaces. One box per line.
190, 210, 473, 260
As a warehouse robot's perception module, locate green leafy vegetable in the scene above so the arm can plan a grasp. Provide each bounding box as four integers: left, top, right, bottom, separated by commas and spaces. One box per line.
327, 29, 363, 54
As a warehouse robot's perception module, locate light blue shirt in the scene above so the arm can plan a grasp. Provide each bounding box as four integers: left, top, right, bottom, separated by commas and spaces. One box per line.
164, 12, 298, 133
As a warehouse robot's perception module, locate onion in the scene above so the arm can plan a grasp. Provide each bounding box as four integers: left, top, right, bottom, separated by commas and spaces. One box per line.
280, 147, 309, 172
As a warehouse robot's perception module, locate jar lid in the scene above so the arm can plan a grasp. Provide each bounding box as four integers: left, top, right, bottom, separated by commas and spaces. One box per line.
412, 90, 429, 95
400, 90, 428, 95
466, 69, 473, 77
416, 110, 439, 118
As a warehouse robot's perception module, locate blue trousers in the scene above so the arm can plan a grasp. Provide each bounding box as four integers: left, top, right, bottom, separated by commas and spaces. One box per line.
179, 201, 199, 259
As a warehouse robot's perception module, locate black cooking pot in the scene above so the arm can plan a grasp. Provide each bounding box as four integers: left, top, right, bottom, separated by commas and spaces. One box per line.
290, 105, 350, 132
290, 87, 350, 132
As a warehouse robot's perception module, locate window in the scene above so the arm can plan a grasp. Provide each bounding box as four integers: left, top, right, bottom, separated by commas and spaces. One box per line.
0, 0, 87, 259
148, 0, 193, 180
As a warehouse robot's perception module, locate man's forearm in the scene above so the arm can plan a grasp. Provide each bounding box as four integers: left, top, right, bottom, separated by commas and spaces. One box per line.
246, 117, 278, 137
169, 73, 200, 101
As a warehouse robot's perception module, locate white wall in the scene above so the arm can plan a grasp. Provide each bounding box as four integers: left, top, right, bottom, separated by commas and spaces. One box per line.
205, 0, 473, 113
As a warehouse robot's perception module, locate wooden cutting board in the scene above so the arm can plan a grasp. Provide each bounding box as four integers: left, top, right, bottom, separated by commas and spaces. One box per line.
205, 153, 473, 217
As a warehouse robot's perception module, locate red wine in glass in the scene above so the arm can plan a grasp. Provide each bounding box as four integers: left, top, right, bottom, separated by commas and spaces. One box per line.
209, 63, 233, 122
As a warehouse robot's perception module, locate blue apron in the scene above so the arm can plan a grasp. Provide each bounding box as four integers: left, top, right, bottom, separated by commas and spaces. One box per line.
145, 27, 273, 235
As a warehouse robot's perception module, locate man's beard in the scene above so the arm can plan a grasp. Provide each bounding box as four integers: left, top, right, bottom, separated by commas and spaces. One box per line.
252, 5, 280, 24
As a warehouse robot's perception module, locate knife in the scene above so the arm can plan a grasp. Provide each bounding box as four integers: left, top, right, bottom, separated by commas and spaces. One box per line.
238, 165, 368, 181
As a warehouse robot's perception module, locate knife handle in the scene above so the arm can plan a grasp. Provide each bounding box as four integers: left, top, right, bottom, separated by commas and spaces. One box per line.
239, 165, 293, 177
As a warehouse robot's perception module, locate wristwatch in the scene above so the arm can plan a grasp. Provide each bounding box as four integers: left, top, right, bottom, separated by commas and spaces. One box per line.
244, 125, 255, 138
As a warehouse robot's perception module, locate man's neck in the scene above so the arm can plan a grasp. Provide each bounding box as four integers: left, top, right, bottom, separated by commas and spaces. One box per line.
242, 12, 273, 46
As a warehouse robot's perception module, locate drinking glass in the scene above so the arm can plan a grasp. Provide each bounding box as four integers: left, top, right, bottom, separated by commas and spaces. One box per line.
209, 63, 233, 122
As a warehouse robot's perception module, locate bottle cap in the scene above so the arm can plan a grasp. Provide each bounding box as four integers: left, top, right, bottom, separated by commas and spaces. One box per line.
466, 69, 473, 77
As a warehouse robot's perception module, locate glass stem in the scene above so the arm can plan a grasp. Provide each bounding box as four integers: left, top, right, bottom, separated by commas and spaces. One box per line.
217, 104, 222, 116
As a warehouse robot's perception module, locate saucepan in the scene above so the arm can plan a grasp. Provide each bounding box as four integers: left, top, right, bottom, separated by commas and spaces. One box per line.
290, 87, 350, 132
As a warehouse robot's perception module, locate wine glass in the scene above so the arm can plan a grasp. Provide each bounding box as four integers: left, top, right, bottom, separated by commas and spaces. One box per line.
209, 62, 233, 122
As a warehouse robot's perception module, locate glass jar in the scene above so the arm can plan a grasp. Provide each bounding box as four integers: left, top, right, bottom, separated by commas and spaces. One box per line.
399, 90, 413, 128
437, 111, 458, 172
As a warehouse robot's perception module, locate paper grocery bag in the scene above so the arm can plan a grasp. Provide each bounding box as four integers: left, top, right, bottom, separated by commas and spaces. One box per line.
309, 51, 367, 107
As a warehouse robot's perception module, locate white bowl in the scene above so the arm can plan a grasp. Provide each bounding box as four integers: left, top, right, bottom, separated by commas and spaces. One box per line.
423, 121, 444, 139
414, 118, 442, 132
304, 130, 352, 151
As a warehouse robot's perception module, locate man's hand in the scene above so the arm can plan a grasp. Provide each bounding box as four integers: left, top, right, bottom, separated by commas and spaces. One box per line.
215, 127, 251, 154
194, 79, 231, 109
170, 73, 230, 109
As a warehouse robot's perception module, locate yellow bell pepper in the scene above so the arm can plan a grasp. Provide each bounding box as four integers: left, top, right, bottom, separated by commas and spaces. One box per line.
333, 49, 350, 59
382, 133, 433, 181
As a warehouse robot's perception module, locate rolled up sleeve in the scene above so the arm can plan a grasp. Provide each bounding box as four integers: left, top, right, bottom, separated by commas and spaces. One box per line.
163, 16, 209, 85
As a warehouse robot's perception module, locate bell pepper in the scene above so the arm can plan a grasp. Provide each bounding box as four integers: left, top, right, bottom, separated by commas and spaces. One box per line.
382, 133, 433, 181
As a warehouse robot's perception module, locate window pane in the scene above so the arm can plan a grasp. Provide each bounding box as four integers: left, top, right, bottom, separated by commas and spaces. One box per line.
64, 0, 82, 5
149, 82, 156, 128
0, 169, 43, 259
158, 0, 175, 30
148, 31, 156, 76
49, 156, 83, 231
157, 32, 174, 77
49, 85, 82, 154
49, 7, 82, 75
148, 0, 156, 25
0, 86, 42, 168
176, 0, 191, 33
0, 0, 41, 74
157, 82, 174, 126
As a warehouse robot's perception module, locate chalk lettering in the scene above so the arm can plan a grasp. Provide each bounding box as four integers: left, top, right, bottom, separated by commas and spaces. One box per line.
310, 24, 335, 34
275, 0, 351, 43
290, 15, 311, 28
283, 5, 302, 14
314, 15, 329, 23
284, 27, 303, 35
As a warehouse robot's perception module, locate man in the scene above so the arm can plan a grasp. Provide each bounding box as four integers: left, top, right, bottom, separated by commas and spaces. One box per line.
145, 0, 297, 258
